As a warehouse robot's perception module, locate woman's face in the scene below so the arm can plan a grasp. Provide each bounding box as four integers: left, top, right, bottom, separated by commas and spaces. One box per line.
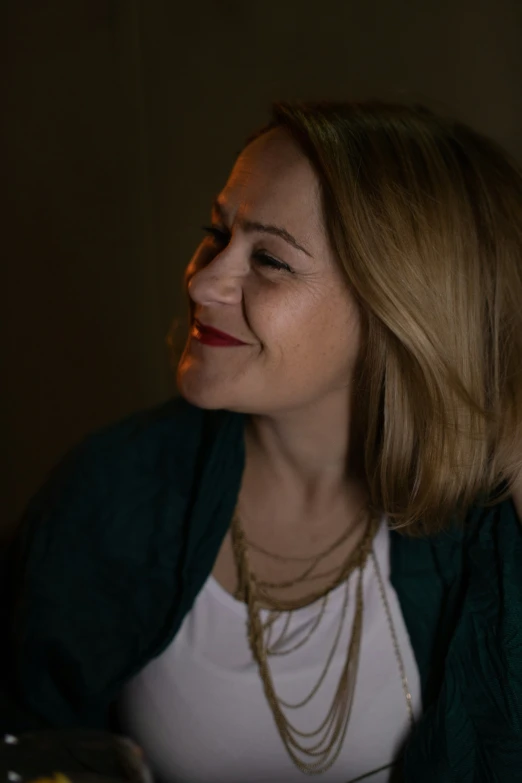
177, 128, 363, 415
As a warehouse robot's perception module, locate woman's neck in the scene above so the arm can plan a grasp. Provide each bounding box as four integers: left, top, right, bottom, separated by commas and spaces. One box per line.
242, 400, 368, 523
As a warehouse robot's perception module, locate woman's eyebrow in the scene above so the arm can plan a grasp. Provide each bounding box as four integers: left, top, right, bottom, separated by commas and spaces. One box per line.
211, 198, 313, 258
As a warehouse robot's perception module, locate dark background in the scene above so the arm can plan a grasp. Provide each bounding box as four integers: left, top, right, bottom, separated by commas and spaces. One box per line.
4, 0, 522, 539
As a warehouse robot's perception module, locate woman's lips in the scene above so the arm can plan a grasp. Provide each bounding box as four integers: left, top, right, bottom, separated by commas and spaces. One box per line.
192, 321, 248, 347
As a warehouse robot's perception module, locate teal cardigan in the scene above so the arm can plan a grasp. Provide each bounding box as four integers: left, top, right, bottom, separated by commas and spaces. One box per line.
6, 396, 522, 781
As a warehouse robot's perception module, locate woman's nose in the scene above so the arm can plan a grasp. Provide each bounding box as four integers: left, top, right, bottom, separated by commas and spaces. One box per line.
187, 252, 245, 307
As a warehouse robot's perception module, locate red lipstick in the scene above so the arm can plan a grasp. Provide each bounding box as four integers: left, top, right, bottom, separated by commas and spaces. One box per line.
192, 321, 248, 347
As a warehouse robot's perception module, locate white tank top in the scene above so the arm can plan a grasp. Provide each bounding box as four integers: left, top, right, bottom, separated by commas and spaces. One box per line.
119, 517, 421, 782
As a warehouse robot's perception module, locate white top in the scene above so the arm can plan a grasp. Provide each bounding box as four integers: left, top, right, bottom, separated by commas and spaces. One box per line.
119, 517, 421, 783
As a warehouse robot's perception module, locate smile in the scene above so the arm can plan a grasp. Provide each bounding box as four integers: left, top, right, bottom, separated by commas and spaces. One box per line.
192, 321, 248, 347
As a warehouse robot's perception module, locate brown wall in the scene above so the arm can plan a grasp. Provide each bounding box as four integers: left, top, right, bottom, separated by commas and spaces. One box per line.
4, 0, 522, 538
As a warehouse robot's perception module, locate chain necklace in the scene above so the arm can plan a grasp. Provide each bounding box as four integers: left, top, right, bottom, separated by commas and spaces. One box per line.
230, 508, 415, 778
234, 501, 370, 609
235, 502, 370, 659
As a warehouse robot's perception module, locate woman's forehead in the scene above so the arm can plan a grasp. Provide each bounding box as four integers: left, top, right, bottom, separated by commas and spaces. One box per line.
220, 133, 323, 235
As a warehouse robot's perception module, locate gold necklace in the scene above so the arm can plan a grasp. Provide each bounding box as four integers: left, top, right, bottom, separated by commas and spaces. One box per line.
235, 502, 370, 658
232, 511, 375, 775
234, 502, 370, 611
244, 506, 364, 563
230, 509, 415, 778
371, 547, 415, 728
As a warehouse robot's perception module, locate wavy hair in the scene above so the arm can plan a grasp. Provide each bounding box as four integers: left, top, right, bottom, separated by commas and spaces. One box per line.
243, 101, 522, 534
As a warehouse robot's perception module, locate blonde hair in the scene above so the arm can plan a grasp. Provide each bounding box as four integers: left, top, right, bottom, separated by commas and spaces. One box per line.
246, 101, 522, 534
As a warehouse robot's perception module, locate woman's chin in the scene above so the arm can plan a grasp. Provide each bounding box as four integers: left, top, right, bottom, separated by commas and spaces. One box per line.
178, 391, 225, 410
176, 369, 230, 411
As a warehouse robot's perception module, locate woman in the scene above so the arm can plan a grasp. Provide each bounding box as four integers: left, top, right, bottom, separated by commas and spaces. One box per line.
6, 101, 522, 782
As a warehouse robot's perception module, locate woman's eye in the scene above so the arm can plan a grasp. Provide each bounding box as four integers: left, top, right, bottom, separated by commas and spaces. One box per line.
201, 226, 293, 274
253, 252, 293, 273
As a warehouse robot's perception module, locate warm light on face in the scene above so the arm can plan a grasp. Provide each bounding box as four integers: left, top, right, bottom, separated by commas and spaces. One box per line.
176, 128, 362, 415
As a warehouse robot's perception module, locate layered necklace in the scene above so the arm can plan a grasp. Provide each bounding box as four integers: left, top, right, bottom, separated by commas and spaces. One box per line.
230, 505, 415, 778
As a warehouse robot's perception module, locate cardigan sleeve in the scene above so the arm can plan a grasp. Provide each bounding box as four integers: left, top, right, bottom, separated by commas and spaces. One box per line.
403, 493, 522, 782
3, 436, 123, 732
3, 398, 204, 734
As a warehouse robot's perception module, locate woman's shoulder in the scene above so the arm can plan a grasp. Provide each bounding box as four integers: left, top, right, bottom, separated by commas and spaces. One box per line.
18, 396, 205, 526
78, 394, 205, 462
10, 395, 245, 581
414, 485, 521, 579
8, 396, 212, 604
60, 394, 243, 491
455, 487, 522, 595
459, 489, 522, 629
